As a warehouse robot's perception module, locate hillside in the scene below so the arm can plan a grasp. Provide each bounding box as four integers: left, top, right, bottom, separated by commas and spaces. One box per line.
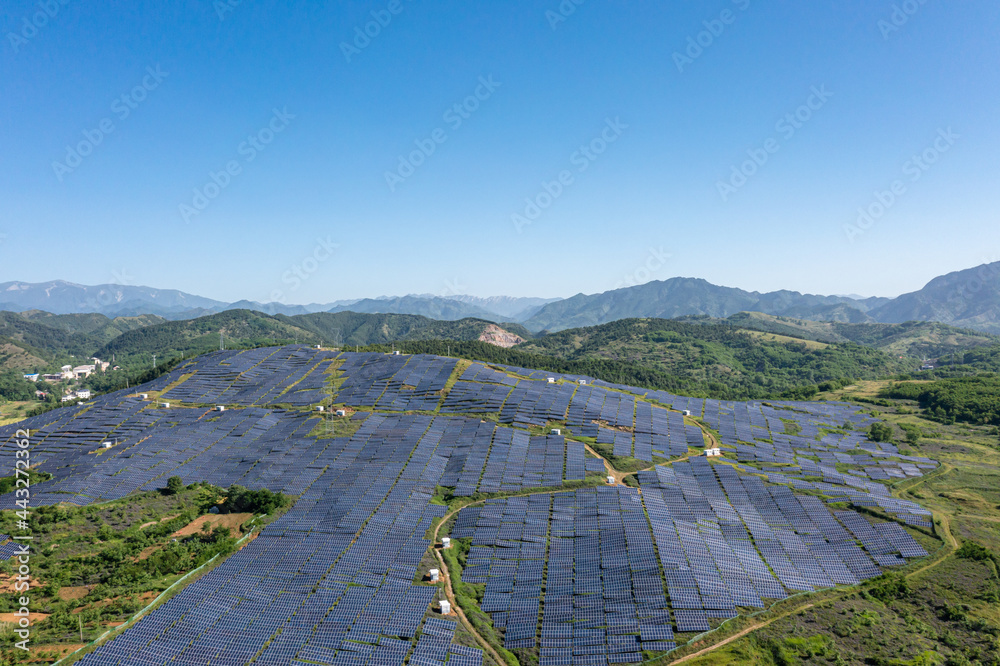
515, 317, 909, 399
870, 261, 1000, 333
722, 313, 998, 358
93, 310, 322, 367
0, 311, 100, 361
283, 311, 531, 346
17, 310, 168, 343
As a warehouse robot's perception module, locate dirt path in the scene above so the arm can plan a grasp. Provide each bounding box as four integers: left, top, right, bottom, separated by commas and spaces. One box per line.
669, 604, 816, 665
432, 506, 507, 666
582, 443, 629, 485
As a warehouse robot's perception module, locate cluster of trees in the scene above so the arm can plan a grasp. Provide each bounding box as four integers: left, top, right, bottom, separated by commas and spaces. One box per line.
0, 370, 51, 402
220, 484, 289, 515
881, 375, 1000, 426
164, 478, 289, 515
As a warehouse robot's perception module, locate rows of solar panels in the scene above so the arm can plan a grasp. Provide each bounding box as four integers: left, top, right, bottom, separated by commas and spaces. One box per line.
0, 348, 940, 666
54, 414, 485, 666
451, 458, 928, 664
698, 400, 937, 528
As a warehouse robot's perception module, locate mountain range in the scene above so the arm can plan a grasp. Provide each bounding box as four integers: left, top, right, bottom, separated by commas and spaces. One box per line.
3, 261, 999, 334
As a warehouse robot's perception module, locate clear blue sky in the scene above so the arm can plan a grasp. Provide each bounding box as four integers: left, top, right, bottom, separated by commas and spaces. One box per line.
1, 0, 997, 304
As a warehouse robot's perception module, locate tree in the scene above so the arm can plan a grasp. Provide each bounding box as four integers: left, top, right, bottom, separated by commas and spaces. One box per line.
165, 476, 184, 495
867, 422, 894, 443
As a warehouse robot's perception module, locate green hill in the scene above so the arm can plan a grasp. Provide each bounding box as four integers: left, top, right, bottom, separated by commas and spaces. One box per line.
515, 317, 911, 399
722, 312, 998, 359
0, 311, 100, 362
94, 310, 321, 367
282, 311, 531, 346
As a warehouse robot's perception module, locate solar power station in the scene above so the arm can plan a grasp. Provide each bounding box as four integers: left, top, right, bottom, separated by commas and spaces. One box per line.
0, 346, 935, 665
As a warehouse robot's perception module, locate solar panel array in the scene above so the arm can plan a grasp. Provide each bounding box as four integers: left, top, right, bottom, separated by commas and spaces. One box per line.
452, 458, 928, 664
0, 347, 939, 666
160, 346, 337, 407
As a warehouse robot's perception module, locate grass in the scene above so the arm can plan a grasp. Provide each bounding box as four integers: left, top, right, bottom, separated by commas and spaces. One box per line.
745, 331, 830, 350
587, 441, 670, 474
0, 401, 36, 426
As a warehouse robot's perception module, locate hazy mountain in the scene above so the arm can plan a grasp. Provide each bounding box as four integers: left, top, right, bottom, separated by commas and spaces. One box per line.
869, 262, 1000, 334
0, 281, 225, 317
440, 295, 562, 320
327, 296, 509, 322
521, 278, 874, 332
221, 301, 312, 317
7, 261, 1000, 334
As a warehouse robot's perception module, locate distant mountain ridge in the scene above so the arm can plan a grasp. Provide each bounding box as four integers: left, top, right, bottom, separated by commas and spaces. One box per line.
867, 262, 1000, 334
4, 261, 1000, 334
520, 278, 880, 332
327, 296, 509, 322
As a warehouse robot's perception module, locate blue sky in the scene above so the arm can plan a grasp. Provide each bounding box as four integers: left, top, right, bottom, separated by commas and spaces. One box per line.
1, 0, 997, 304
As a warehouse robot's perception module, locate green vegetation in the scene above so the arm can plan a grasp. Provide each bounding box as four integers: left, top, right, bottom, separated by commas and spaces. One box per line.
219, 484, 289, 514
0, 469, 52, 496
869, 422, 895, 443
725, 313, 1000, 359
516, 318, 908, 400
880, 375, 1000, 426
441, 537, 519, 666
0, 370, 51, 404
164, 476, 184, 495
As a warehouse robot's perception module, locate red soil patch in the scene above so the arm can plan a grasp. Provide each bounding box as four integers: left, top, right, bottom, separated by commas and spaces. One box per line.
0, 612, 48, 624
170, 513, 253, 538
58, 585, 93, 601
